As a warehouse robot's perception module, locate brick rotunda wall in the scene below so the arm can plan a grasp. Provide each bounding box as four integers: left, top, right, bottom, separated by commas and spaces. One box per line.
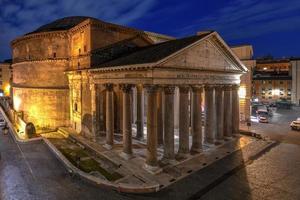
12, 32, 70, 129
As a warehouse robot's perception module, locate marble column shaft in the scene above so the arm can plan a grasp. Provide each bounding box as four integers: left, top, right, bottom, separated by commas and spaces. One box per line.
136, 85, 144, 139
157, 90, 163, 145
224, 85, 233, 137
145, 85, 159, 167
232, 85, 240, 135
121, 84, 133, 157
178, 86, 190, 155
105, 84, 114, 148
163, 86, 175, 160
191, 86, 203, 152
204, 85, 216, 144
215, 86, 224, 141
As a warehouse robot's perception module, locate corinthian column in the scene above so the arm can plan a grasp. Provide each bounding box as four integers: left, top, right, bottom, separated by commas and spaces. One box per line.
136, 84, 144, 139
232, 85, 240, 135
157, 89, 163, 145
191, 86, 203, 153
178, 86, 190, 156
103, 84, 114, 149
204, 85, 216, 145
215, 85, 224, 142
144, 85, 161, 173
163, 86, 175, 161
120, 84, 134, 160
224, 85, 233, 138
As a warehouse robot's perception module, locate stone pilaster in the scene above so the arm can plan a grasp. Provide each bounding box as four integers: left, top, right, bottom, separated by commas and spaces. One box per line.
178, 86, 190, 156
144, 85, 161, 173
215, 85, 224, 142
163, 86, 175, 161
120, 84, 134, 159
136, 84, 144, 140
224, 85, 233, 138
232, 85, 240, 135
90, 83, 97, 141
204, 85, 216, 145
104, 84, 114, 149
191, 86, 203, 153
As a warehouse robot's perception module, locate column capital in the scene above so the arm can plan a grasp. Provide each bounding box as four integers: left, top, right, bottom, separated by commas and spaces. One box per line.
163, 85, 176, 94
120, 84, 134, 93
144, 84, 158, 93
204, 84, 216, 90
223, 85, 233, 91
215, 84, 226, 91
232, 84, 240, 90
104, 83, 114, 91
191, 85, 203, 92
179, 86, 190, 93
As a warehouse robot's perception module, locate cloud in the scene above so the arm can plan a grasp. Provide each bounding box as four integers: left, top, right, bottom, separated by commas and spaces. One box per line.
0, 0, 156, 60
175, 0, 300, 40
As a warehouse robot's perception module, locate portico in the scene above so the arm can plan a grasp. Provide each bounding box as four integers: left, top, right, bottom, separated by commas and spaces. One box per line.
66, 31, 247, 173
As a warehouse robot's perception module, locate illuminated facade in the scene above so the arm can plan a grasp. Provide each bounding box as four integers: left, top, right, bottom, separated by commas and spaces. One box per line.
231, 45, 255, 122
11, 16, 172, 129
0, 59, 12, 97
253, 59, 292, 102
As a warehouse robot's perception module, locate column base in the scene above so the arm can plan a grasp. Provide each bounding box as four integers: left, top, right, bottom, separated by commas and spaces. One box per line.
176, 152, 189, 160
161, 157, 177, 165
190, 147, 203, 154
103, 143, 113, 150
215, 139, 224, 145
203, 141, 215, 148
143, 163, 162, 175
119, 152, 133, 160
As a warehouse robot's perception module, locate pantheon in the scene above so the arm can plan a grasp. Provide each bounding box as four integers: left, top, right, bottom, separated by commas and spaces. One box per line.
11, 16, 247, 172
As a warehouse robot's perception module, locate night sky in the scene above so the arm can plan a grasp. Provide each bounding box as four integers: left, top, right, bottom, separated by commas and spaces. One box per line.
0, 0, 299, 61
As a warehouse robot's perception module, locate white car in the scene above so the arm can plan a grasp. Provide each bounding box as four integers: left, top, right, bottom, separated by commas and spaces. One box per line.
0, 119, 5, 127
258, 116, 268, 123
290, 118, 300, 130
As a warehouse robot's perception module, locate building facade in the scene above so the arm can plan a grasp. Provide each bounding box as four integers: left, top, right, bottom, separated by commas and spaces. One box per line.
231, 45, 255, 122
11, 16, 173, 129
252, 59, 292, 102
291, 58, 300, 105
0, 59, 12, 97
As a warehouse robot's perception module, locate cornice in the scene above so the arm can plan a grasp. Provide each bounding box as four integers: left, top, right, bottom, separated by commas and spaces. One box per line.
12, 58, 69, 65
11, 31, 68, 47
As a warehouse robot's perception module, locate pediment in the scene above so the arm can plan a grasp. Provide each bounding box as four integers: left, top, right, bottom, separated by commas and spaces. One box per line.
158, 34, 247, 73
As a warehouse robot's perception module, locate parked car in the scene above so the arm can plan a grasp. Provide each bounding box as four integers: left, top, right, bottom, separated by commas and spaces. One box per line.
290, 118, 300, 130
0, 119, 5, 127
258, 116, 268, 123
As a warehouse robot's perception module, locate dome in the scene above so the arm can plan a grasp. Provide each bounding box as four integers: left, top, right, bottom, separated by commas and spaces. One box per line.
25, 16, 96, 35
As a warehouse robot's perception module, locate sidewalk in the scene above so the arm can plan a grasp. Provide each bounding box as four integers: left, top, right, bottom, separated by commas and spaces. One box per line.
44, 127, 275, 193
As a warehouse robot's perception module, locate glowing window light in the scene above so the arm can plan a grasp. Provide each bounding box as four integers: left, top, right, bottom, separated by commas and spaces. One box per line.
14, 96, 21, 111
263, 67, 267, 70
238, 86, 246, 99
4, 84, 10, 96
273, 89, 280, 96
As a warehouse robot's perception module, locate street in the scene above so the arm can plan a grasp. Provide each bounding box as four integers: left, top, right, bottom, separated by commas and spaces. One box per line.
1, 108, 300, 200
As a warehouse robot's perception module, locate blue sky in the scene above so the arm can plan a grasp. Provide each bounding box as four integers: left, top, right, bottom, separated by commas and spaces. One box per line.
0, 0, 299, 60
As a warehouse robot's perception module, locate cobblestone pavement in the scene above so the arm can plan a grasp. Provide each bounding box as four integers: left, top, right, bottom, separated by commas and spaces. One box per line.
246, 107, 300, 145
1, 108, 300, 200
199, 143, 300, 200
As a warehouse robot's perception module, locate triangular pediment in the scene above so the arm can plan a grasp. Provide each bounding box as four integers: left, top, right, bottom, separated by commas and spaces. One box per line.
158, 33, 247, 73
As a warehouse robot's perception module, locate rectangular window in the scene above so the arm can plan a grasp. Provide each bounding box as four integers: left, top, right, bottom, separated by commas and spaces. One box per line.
53, 52, 56, 58
84, 45, 87, 52
78, 48, 81, 54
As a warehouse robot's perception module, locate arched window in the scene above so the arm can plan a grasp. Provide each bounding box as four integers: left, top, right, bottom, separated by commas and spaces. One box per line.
74, 103, 78, 112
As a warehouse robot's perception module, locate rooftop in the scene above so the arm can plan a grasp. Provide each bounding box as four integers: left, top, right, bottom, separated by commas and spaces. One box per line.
97, 32, 213, 68
25, 16, 97, 35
